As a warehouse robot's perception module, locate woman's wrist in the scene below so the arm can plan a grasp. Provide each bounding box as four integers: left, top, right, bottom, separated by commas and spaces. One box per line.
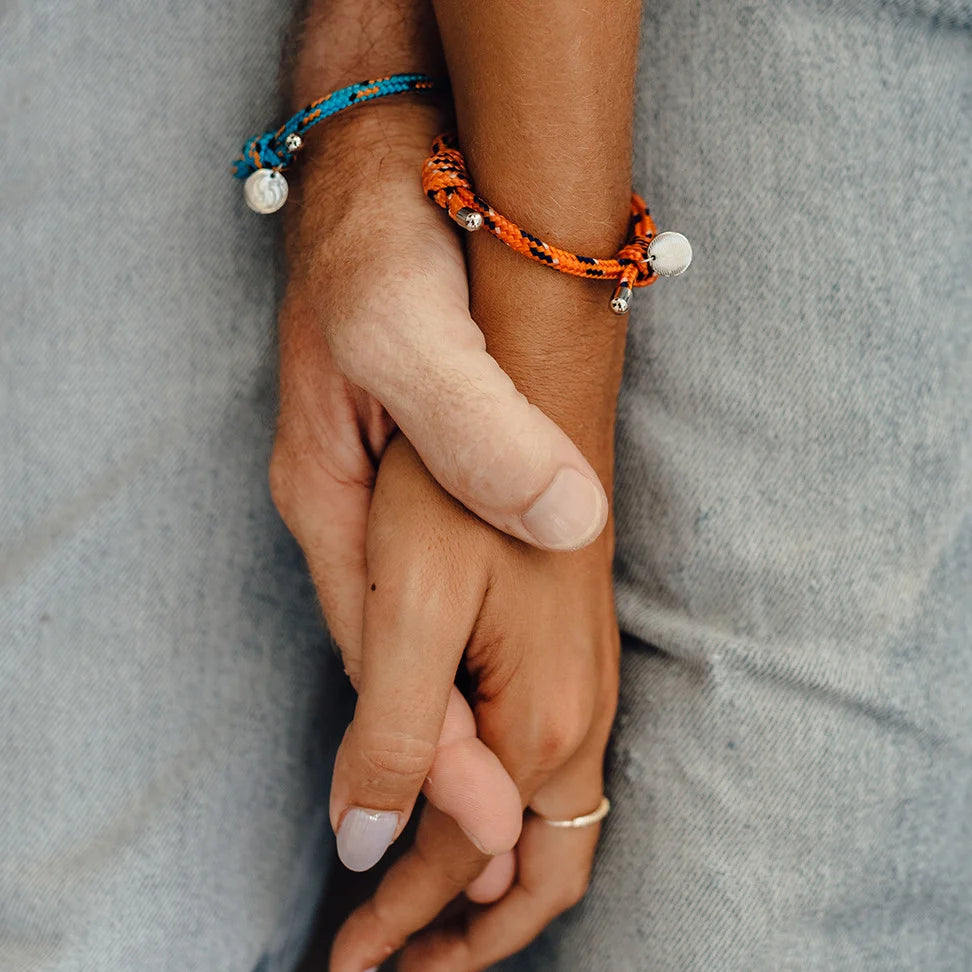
429, 0, 640, 472
468, 235, 625, 482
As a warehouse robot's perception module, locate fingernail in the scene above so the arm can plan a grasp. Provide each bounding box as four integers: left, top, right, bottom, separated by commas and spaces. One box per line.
521, 468, 606, 550
459, 824, 488, 855
336, 808, 399, 872
363, 967, 379, 972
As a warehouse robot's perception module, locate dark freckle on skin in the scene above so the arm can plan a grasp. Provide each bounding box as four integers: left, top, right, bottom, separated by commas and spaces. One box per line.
370, 583, 376, 592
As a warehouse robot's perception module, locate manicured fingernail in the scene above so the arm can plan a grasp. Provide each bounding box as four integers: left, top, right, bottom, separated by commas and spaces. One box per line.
336, 808, 399, 872
521, 468, 606, 550
363, 967, 379, 972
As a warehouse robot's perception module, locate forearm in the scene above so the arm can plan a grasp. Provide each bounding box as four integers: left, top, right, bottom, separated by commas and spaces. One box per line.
289, 0, 441, 104
432, 0, 643, 475
284, 0, 641, 486
284, 0, 448, 259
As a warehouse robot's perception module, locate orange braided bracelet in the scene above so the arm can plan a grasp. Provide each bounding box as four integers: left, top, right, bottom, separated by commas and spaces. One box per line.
422, 133, 692, 315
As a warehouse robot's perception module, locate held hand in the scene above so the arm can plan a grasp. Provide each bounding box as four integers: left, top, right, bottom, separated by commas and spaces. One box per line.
329, 434, 620, 972
271, 102, 606, 858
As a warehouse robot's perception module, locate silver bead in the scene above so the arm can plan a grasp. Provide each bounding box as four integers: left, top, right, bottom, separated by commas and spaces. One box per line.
646, 232, 692, 277
454, 207, 483, 232
243, 168, 289, 214
284, 132, 303, 153
610, 284, 633, 316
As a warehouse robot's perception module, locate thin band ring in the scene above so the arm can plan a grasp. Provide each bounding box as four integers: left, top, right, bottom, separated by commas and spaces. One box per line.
532, 796, 611, 829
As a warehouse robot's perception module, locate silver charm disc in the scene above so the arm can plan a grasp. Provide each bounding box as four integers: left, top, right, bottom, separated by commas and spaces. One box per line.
243, 168, 289, 214
647, 231, 692, 277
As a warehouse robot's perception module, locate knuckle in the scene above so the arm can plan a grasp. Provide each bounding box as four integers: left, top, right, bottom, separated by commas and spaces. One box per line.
531, 723, 582, 775
362, 898, 409, 960
412, 838, 479, 894
445, 401, 547, 510
354, 729, 437, 794
551, 870, 591, 912
527, 696, 591, 774
267, 443, 298, 526
399, 936, 470, 972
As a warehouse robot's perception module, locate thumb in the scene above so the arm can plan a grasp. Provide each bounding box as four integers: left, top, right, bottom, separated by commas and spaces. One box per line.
422, 686, 522, 857
356, 330, 608, 552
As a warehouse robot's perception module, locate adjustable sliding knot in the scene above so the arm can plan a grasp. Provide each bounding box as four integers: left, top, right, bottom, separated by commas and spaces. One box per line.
422, 133, 692, 314
422, 135, 490, 231
234, 129, 302, 180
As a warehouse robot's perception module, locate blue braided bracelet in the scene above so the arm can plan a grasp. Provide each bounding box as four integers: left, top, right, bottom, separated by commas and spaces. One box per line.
233, 73, 445, 214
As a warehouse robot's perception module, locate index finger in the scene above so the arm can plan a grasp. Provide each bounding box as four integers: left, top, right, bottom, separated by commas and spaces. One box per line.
329, 438, 511, 872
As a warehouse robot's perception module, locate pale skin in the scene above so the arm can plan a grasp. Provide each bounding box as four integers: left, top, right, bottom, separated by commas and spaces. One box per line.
270, 0, 641, 968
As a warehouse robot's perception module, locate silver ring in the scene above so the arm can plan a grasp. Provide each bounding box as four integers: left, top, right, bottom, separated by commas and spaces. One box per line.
533, 796, 610, 829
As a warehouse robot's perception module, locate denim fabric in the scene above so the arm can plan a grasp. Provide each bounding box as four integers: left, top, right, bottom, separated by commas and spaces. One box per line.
1, 2, 969, 972
502, 2, 972, 969
0, 2, 335, 970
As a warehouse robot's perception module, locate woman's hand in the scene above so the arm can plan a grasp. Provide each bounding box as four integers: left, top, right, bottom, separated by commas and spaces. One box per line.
328, 433, 620, 972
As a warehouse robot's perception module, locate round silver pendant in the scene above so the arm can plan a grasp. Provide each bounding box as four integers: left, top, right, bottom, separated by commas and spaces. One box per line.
647, 231, 693, 277
243, 168, 289, 214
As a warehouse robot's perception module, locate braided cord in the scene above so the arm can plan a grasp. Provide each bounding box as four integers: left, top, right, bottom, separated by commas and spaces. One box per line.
422, 133, 659, 294
233, 74, 445, 179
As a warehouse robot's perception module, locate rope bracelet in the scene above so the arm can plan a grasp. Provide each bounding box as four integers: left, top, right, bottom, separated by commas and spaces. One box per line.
233, 75, 691, 314
233, 73, 445, 212
421, 133, 691, 314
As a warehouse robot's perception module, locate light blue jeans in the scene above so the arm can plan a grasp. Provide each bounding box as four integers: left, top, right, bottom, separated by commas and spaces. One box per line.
1, 1, 969, 969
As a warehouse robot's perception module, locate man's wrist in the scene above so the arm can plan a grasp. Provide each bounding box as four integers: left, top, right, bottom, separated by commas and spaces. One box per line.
284, 98, 451, 256
296, 99, 447, 189
285, 0, 448, 218
290, 0, 444, 108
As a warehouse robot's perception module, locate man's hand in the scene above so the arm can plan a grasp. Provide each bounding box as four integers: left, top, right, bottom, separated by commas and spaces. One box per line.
275, 100, 608, 563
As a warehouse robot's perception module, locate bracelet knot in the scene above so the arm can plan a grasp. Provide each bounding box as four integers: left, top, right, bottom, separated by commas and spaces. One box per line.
233, 131, 296, 179
422, 136, 489, 228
